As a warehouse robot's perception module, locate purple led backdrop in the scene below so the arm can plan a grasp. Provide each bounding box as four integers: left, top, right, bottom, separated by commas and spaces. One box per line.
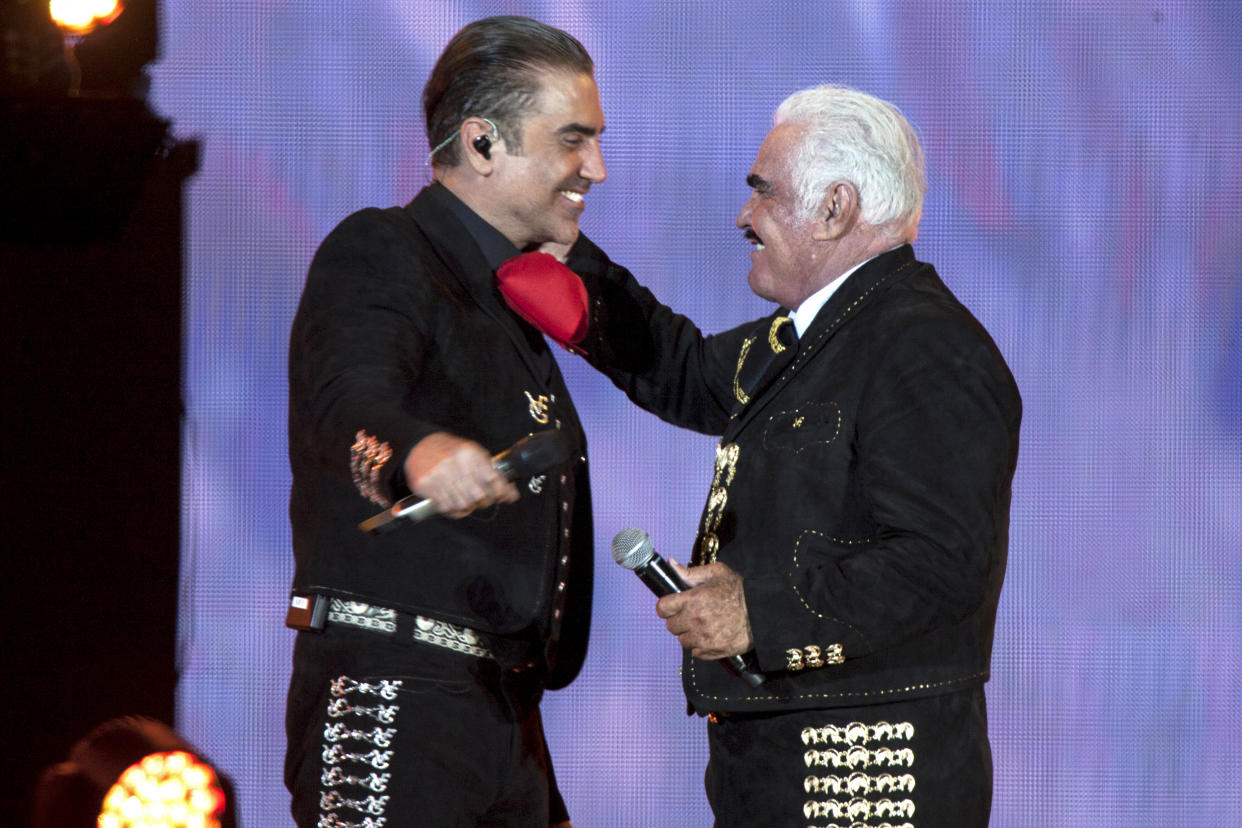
150, 1, 1241, 825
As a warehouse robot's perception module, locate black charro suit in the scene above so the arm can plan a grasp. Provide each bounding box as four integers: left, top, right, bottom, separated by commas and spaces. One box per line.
566, 239, 1021, 826
285, 182, 592, 826
288, 181, 593, 682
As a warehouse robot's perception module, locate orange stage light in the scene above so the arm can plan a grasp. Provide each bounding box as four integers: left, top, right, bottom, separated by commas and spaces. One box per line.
49, 0, 124, 36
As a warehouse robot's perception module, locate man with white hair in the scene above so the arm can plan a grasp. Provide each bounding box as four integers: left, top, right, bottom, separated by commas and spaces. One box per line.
521, 84, 1022, 826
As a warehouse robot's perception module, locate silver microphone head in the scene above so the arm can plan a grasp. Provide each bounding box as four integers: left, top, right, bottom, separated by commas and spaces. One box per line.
611, 527, 655, 571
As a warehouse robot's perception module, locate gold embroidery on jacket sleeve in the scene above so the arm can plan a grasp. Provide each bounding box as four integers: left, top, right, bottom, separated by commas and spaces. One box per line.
785, 642, 845, 672
786, 648, 805, 671
350, 430, 393, 508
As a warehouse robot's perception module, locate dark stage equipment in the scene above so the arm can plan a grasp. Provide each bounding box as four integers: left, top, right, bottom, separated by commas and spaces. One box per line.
0, 2, 200, 821
31, 716, 236, 828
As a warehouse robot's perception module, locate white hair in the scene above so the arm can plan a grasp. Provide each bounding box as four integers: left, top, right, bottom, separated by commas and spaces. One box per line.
774, 85, 926, 239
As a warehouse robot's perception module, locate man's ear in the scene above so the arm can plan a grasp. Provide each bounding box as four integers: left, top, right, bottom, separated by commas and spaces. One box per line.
462, 117, 500, 174
811, 181, 857, 241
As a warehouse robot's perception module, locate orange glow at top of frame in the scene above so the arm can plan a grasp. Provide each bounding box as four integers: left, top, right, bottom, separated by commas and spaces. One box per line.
49, 0, 124, 36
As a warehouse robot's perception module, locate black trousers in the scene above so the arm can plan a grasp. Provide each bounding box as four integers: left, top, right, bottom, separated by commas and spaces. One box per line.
285, 624, 566, 827
704, 687, 992, 828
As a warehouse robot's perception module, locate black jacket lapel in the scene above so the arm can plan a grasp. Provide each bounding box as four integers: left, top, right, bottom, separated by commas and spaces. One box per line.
403, 188, 553, 389
724, 246, 920, 441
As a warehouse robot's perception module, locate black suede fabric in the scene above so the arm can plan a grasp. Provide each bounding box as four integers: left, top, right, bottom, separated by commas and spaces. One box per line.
288, 184, 594, 687
565, 240, 1020, 714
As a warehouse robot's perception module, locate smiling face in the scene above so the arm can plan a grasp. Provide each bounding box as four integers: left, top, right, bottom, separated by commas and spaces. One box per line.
735, 122, 826, 309
482, 70, 607, 249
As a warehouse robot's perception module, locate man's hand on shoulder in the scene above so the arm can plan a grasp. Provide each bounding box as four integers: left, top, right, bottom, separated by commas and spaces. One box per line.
656, 560, 754, 659
404, 432, 520, 518
536, 238, 576, 263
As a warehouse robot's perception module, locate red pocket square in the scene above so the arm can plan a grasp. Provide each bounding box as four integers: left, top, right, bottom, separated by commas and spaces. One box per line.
496, 252, 589, 347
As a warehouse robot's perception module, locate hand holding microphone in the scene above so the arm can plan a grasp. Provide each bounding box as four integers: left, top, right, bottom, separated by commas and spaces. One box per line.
405, 432, 519, 518
612, 528, 765, 688
359, 430, 571, 535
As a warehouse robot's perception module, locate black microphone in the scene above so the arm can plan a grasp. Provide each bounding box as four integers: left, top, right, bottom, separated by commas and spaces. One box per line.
612, 527, 765, 688
359, 430, 572, 535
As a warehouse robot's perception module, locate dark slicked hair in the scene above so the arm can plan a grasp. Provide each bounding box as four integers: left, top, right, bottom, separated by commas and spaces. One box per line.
424, 16, 594, 168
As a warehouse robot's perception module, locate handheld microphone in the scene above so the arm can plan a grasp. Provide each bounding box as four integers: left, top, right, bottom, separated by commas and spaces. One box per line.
359, 430, 572, 535
612, 527, 765, 688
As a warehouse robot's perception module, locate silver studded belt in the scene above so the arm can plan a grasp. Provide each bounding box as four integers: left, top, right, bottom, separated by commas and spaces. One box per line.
327, 598, 493, 660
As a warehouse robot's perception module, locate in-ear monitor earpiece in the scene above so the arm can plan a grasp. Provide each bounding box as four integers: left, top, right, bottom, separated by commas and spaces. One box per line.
427, 116, 500, 163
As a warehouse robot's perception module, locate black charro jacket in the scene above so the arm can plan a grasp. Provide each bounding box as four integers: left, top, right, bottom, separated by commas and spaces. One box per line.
287, 184, 593, 689
566, 239, 1021, 713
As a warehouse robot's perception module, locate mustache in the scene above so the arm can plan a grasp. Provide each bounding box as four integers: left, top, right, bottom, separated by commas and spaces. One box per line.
744, 229, 763, 244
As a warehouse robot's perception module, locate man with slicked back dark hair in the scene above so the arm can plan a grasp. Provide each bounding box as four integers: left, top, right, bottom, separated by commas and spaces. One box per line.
284, 16, 605, 827
424, 16, 594, 169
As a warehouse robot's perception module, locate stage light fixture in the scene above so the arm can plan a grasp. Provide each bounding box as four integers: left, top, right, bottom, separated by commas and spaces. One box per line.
49, 0, 124, 36
31, 717, 236, 828
48, 0, 124, 95
97, 749, 225, 827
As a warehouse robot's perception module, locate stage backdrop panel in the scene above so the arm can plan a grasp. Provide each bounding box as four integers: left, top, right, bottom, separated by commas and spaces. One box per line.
150, 1, 1241, 825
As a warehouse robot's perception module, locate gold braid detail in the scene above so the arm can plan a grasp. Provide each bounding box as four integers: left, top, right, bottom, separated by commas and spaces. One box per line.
732, 336, 755, 405
768, 315, 793, 353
